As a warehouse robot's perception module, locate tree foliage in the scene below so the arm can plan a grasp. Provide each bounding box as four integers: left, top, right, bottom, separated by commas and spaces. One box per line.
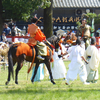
76, 13, 98, 32
86, 13, 97, 24
76, 13, 100, 29
2, 0, 51, 21
95, 14, 100, 24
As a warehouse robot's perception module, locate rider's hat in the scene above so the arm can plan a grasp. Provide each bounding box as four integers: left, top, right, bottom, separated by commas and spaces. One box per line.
31, 14, 38, 23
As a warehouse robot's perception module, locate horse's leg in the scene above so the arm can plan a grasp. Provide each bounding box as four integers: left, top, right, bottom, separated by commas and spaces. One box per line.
31, 63, 39, 83
15, 62, 20, 84
15, 54, 25, 84
5, 60, 16, 85
45, 61, 56, 84
5, 69, 11, 85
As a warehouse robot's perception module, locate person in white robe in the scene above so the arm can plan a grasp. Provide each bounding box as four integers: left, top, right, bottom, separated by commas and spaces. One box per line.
85, 37, 100, 83
65, 38, 89, 85
31, 63, 44, 82
51, 41, 67, 79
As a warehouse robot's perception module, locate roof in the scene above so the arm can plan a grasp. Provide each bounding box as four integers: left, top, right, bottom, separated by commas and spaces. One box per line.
53, 0, 100, 8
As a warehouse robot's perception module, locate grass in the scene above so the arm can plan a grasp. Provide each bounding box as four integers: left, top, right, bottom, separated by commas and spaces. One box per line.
0, 61, 100, 100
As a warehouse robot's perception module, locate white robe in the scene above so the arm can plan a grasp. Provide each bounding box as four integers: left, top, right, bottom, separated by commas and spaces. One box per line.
85, 45, 100, 71
85, 45, 100, 81
66, 45, 87, 83
51, 44, 67, 79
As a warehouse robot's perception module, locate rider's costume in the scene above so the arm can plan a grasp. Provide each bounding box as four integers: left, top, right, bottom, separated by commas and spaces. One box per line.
27, 23, 47, 56
77, 24, 91, 49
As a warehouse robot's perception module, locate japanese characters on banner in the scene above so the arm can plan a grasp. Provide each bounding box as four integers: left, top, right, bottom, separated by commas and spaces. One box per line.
38, 16, 80, 23
38, 16, 81, 31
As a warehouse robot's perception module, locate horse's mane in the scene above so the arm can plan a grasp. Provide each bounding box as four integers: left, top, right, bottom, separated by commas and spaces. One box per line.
44, 35, 58, 49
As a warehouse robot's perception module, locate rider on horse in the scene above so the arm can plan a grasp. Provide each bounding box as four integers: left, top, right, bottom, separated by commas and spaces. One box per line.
27, 15, 47, 60
76, 18, 91, 49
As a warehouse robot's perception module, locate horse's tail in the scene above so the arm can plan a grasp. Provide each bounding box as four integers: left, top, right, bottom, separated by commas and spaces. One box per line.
8, 47, 14, 80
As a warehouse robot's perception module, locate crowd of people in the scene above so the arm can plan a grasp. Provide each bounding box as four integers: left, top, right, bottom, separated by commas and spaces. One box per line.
30, 36, 100, 85
65, 37, 100, 85
0, 23, 25, 43
30, 17, 100, 86
0, 16, 100, 86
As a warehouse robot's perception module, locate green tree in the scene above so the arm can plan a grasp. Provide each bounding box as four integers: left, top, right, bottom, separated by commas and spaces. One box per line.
76, 13, 97, 32
2, 0, 51, 20
95, 14, 100, 24
76, 13, 97, 25
86, 13, 97, 25
0, 0, 51, 35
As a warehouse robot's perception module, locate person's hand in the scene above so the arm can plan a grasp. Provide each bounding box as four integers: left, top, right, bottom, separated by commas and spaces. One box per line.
85, 61, 88, 64
61, 51, 63, 55
62, 56, 65, 59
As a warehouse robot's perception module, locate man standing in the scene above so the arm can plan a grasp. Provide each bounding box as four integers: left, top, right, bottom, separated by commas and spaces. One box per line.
65, 38, 89, 85
12, 24, 21, 36
3, 23, 11, 36
76, 18, 91, 49
27, 16, 47, 60
85, 37, 100, 83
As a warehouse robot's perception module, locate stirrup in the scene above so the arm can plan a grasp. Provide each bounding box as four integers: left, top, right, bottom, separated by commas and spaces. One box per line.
37, 55, 44, 60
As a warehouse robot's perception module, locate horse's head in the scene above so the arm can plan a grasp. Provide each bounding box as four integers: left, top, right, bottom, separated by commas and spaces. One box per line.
46, 35, 63, 51
55, 35, 63, 49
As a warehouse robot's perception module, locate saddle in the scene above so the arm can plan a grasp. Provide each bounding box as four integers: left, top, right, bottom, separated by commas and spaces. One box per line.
14, 42, 34, 57
15, 42, 53, 58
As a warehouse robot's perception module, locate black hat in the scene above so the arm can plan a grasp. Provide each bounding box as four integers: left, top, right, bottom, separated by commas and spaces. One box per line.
91, 37, 96, 45
76, 38, 81, 45
31, 17, 38, 23
31, 14, 38, 23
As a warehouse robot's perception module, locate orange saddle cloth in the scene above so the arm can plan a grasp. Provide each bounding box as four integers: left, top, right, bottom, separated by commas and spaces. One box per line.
16, 42, 33, 57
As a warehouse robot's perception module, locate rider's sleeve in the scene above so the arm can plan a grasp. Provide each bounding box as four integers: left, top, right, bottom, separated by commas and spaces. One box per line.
34, 29, 46, 42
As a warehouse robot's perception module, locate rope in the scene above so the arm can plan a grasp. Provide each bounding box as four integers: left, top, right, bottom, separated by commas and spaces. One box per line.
27, 48, 36, 73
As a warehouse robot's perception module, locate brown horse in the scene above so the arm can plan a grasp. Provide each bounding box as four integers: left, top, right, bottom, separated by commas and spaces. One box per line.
5, 35, 61, 85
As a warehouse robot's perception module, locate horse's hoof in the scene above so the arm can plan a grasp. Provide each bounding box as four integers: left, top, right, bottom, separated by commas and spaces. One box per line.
31, 80, 34, 83
5, 81, 9, 85
53, 82, 56, 85
51, 80, 56, 84
15, 81, 18, 84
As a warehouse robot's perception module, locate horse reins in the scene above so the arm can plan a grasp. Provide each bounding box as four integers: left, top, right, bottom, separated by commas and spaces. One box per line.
46, 40, 55, 49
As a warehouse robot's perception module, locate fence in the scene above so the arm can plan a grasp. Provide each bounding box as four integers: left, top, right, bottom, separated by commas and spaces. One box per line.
6, 36, 29, 43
